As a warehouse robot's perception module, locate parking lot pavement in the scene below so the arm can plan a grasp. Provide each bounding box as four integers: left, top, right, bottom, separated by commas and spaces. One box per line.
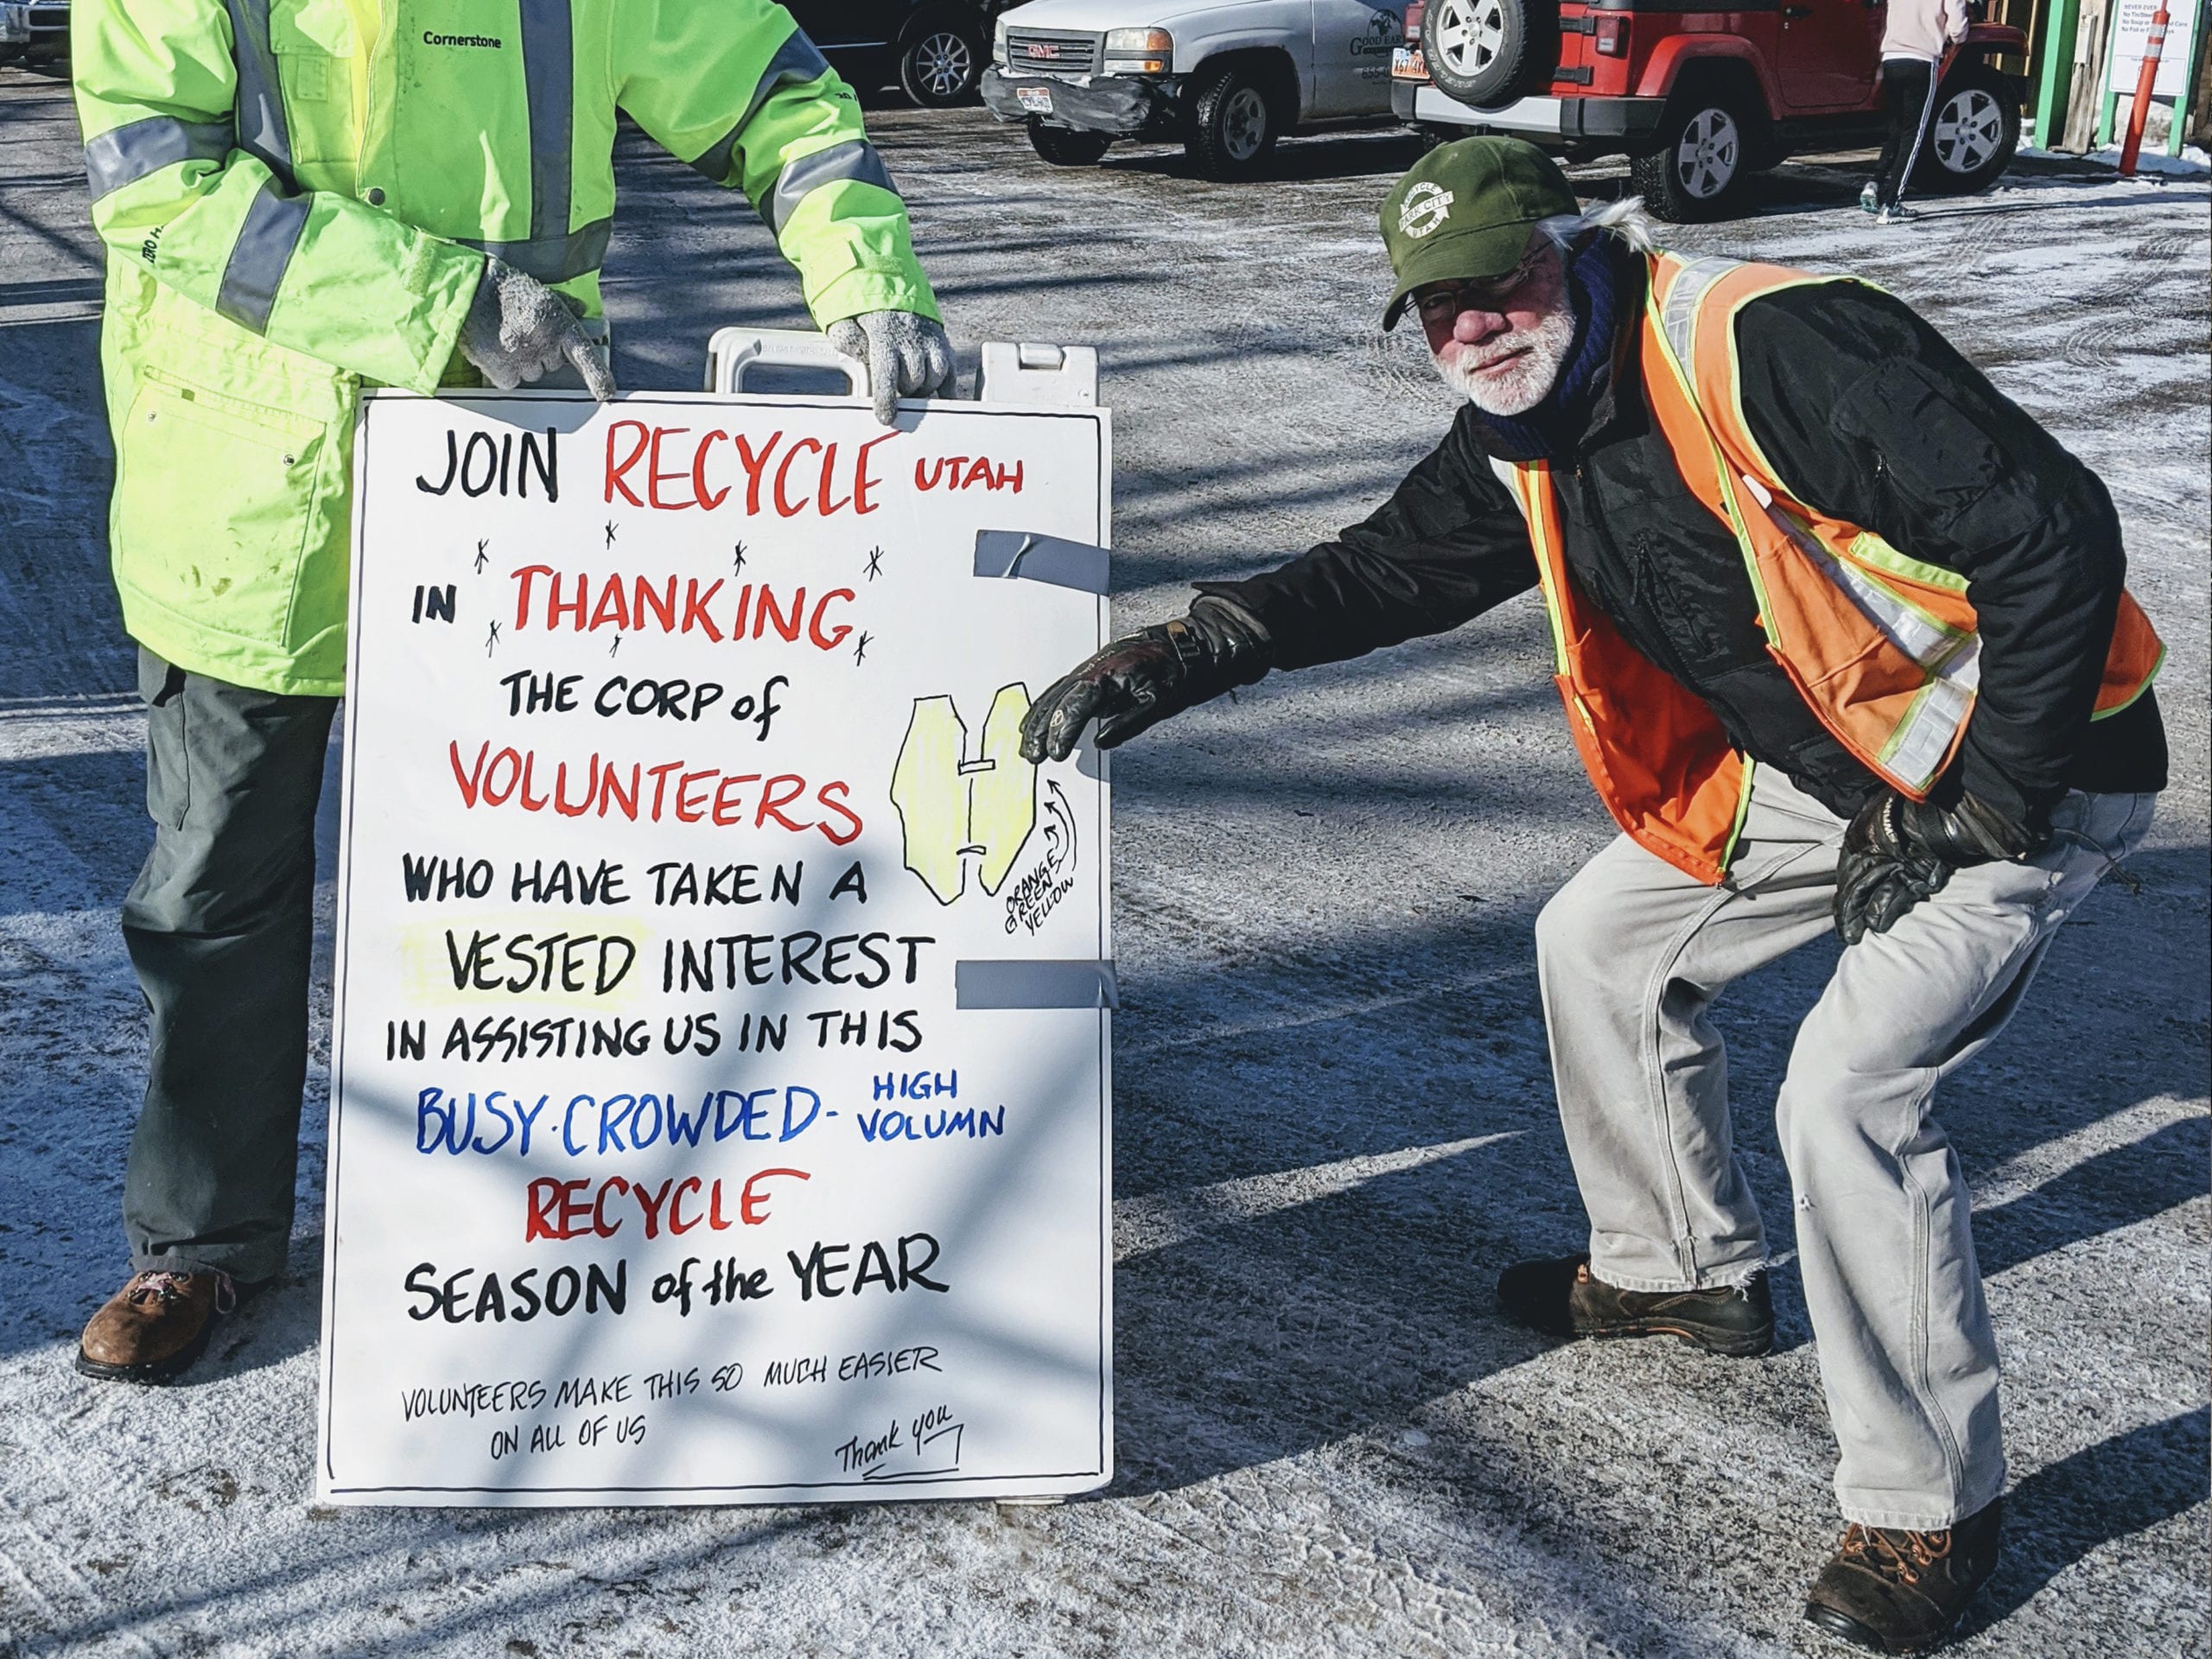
2, 68, 2206, 1657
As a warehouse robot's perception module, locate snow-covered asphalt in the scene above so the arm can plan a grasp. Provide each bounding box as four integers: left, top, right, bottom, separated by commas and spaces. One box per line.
1, 67, 2205, 1657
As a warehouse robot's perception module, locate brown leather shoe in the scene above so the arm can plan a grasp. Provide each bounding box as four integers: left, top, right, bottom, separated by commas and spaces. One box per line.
1497, 1254, 1775, 1357
76, 1270, 239, 1384
1803, 1498, 2003, 1653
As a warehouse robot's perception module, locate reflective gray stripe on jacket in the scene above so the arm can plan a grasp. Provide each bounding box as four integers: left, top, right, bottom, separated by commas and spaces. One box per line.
84, 117, 236, 200
767, 140, 896, 235
216, 182, 311, 333
690, 29, 833, 185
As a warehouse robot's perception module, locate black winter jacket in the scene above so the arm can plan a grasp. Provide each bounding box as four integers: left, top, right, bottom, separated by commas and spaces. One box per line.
1200, 246, 2166, 828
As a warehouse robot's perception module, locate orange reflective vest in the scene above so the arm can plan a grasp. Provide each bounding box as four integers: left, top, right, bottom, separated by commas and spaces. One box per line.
1503, 251, 2164, 887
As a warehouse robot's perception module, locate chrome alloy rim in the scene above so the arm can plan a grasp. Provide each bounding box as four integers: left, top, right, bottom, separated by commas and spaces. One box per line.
1675, 107, 1740, 199
1220, 85, 1268, 161
1432, 0, 1509, 79
912, 30, 973, 99
1933, 87, 2003, 173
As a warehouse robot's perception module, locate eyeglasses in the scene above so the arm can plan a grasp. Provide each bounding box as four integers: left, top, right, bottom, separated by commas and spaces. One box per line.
1413, 251, 1546, 325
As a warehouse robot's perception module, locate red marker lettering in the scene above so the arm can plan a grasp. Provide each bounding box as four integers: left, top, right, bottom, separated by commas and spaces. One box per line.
604, 419, 651, 505
773, 437, 822, 517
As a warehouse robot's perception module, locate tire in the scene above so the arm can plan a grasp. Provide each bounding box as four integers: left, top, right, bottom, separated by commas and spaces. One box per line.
1027, 123, 1113, 167
1184, 62, 1280, 181
899, 17, 983, 107
1421, 0, 1556, 108
1630, 89, 1751, 221
1911, 63, 2018, 194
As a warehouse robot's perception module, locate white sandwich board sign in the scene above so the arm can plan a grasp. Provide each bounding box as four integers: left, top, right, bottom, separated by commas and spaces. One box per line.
316, 353, 1112, 1505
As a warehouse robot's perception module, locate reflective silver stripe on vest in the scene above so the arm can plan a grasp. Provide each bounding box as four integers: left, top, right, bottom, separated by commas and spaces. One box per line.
516, 0, 574, 244
1658, 254, 1744, 367
690, 29, 833, 184
766, 140, 894, 236
1745, 486, 1980, 679
84, 118, 236, 201
1881, 676, 1974, 791
461, 217, 613, 285
1739, 475, 1980, 791
224, 0, 295, 186
216, 181, 311, 334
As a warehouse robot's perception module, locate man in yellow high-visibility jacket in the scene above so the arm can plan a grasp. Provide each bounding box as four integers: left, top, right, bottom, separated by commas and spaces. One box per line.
72, 0, 954, 1384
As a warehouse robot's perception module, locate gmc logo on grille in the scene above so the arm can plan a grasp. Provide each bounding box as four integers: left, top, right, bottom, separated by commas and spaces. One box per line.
1024, 42, 1061, 57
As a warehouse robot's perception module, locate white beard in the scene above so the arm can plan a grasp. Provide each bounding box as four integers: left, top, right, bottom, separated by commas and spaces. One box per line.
1433, 306, 1577, 417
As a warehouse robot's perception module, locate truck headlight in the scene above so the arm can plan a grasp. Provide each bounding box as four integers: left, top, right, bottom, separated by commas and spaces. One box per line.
992, 15, 1009, 68
1103, 27, 1173, 73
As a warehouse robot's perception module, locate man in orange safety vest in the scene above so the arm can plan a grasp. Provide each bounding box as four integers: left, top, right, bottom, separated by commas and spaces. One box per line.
1020, 137, 2164, 1654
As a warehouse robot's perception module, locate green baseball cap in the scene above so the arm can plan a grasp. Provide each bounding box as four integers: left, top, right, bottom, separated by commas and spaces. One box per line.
1378, 137, 1579, 330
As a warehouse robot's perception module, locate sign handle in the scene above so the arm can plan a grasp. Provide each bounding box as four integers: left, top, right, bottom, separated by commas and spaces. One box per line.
704, 327, 869, 397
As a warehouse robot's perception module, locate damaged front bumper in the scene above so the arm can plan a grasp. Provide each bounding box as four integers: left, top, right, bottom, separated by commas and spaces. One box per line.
1391, 79, 1666, 148
981, 68, 1184, 138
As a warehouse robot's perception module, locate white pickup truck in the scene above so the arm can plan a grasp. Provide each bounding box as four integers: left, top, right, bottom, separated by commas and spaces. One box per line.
981, 0, 1404, 178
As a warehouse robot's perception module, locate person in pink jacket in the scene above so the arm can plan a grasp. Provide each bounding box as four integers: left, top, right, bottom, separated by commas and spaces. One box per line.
1865, 0, 1973, 220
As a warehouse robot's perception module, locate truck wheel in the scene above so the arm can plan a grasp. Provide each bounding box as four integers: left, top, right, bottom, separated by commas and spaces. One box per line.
1912, 64, 2018, 194
1028, 124, 1113, 167
1421, 0, 1556, 108
1630, 93, 1748, 221
899, 16, 984, 107
1185, 62, 1280, 180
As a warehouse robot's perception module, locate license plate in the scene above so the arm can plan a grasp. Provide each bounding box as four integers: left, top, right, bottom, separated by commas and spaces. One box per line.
1391, 46, 1428, 80
1016, 86, 1055, 114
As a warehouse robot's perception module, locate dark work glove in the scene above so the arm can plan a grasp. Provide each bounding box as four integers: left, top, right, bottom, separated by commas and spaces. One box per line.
1020, 595, 1273, 763
1834, 787, 2049, 945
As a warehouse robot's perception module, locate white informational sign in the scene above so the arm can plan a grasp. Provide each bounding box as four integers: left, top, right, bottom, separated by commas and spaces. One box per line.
317, 382, 1113, 1506
2107, 0, 2203, 98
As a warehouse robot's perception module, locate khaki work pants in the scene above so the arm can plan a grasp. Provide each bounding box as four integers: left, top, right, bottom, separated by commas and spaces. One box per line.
1535, 766, 2155, 1529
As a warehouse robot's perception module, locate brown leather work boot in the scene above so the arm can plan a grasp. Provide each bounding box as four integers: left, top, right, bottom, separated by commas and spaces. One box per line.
76, 1269, 241, 1384
1803, 1498, 2003, 1653
1497, 1253, 1774, 1357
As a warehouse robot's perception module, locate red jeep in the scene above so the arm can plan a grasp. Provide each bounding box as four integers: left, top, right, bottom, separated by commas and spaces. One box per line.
1392, 0, 2027, 219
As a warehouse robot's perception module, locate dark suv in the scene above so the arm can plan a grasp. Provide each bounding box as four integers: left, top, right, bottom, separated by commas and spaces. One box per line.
788, 0, 1013, 105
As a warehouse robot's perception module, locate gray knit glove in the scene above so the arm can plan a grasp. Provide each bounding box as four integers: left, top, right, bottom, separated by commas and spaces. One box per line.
826, 310, 956, 423
459, 258, 616, 400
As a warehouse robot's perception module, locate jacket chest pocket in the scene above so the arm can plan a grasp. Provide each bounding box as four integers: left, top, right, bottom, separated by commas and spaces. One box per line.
114, 371, 332, 652
272, 0, 360, 156
388, 9, 532, 219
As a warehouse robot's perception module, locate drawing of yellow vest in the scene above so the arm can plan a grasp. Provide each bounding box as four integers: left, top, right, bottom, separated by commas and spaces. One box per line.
890, 685, 1037, 904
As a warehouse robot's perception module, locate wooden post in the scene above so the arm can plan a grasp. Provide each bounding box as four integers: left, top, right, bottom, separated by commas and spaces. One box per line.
2064, 0, 2113, 147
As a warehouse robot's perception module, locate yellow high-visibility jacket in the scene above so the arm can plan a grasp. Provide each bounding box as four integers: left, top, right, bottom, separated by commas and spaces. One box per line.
74, 0, 938, 693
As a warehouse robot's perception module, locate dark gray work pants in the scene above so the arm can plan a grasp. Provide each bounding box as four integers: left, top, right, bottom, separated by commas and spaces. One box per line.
122, 647, 337, 1283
